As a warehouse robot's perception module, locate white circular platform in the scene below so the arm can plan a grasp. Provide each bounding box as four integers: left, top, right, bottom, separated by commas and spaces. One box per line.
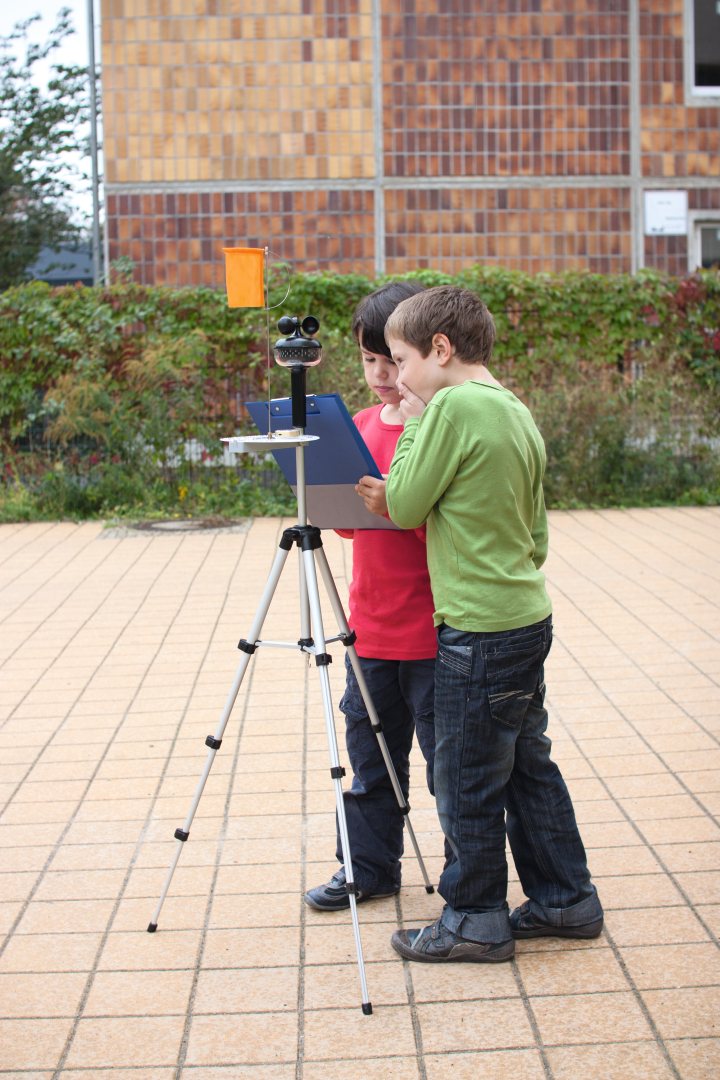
222, 433, 319, 453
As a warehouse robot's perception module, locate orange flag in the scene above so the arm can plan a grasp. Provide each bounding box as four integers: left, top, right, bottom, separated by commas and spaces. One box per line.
222, 247, 265, 307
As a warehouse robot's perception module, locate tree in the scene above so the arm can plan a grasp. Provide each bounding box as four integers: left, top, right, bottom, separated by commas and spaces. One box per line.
0, 9, 92, 290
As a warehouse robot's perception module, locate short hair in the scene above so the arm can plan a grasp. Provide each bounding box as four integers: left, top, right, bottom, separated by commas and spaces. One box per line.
384, 285, 496, 365
352, 280, 427, 358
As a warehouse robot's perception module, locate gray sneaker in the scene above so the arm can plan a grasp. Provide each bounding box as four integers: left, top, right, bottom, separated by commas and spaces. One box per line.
510, 900, 604, 939
304, 867, 399, 911
391, 918, 515, 963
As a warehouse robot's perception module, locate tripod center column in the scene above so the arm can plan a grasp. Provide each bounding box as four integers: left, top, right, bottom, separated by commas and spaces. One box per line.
296, 445, 307, 527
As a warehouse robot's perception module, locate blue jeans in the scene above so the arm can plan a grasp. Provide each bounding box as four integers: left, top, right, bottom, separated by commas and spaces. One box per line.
434, 617, 603, 943
336, 654, 437, 893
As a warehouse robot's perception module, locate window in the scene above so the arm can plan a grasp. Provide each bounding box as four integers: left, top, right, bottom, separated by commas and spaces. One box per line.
693, 0, 720, 92
688, 211, 720, 271
700, 226, 720, 267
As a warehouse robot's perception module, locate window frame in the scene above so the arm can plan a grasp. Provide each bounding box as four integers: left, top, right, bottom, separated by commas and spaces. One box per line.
684, 0, 720, 104
688, 209, 720, 271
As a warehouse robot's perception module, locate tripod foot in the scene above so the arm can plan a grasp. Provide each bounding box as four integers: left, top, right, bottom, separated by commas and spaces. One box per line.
361, 1002, 373, 1015
425, 885, 435, 894
147, 923, 158, 933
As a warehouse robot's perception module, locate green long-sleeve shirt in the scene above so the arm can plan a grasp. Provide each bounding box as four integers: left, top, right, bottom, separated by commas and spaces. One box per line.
386, 380, 552, 632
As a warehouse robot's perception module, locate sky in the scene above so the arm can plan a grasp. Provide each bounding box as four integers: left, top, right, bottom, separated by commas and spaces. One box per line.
1, 2, 101, 225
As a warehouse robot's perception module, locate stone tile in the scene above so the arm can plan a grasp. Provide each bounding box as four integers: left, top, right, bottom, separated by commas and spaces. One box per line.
642, 986, 720, 1039
184, 1013, 298, 1065
0, 1018, 73, 1070
415, 998, 534, 1053
519, 947, 627, 996
33, 869, 127, 901
639, 817, 720, 845
15, 899, 115, 936
84, 969, 194, 1016
63, 1072, 174, 1080
304, 953, 405, 1005
673, 871, 720, 906
193, 965, 299, 1014
653, 843, 720, 873
594, 873, 683, 909
207, 892, 299, 929
0, 932, 101, 973
304, 1060, 419, 1080
303, 1005, 417, 1059
64, 1015, 186, 1068
213, 863, 302, 895
0, 872, 39, 902
621, 943, 720, 989
589, 846, 662, 877
304, 921, 397, 966
0, 972, 87, 1017
604, 774, 685, 799
98, 929, 201, 970
667, 1038, 720, 1080
201, 927, 300, 969
112, 894, 208, 932
695, 904, 720, 936
545, 1042, 675, 1080
409, 962, 518, 1003
605, 906, 710, 946
531, 991, 652, 1045
424, 1049, 545, 1079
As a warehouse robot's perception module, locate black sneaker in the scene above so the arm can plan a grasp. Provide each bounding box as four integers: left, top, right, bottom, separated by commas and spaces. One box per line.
510, 900, 604, 940
304, 867, 399, 911
391, 918, 515, 963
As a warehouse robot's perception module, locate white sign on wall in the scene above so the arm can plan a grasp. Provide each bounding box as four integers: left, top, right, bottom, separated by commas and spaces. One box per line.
644, 190, 688, 236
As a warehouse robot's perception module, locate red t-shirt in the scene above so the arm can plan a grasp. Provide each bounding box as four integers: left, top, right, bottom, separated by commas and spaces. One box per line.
336, 404, 437, 660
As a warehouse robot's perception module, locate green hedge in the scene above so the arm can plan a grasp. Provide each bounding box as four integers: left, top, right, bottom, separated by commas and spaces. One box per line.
1, 266, 719, 521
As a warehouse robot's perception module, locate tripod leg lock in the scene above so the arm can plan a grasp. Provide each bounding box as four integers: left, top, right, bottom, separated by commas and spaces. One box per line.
345, 881, 359, 895
281, 525, 323, 551
330, 766, 346, 779
315, 653, 332, 666
300, 527, 322, 551
341, 630, 357, 647
174, 828, 189, 842
371, 722, 383, 733
400, 804, 411, 815
237, 639, 257, 654
205, 736, 222, 750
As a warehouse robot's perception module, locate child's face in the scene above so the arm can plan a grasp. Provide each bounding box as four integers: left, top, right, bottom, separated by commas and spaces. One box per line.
386, 336, 443, 405
361, 340, 402, 404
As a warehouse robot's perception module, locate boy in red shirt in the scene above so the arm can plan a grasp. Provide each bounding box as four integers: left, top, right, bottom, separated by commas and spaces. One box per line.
305, 281, 441, 910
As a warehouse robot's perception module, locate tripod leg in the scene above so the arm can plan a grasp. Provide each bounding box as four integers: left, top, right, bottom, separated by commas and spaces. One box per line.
303, 546, 372, 1015
148, 541, 292, 932
298, 545, 311, 644
315, 546, 435, 894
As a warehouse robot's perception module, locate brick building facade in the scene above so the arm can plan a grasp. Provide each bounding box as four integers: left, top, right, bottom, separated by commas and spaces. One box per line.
101, 0, 720, 284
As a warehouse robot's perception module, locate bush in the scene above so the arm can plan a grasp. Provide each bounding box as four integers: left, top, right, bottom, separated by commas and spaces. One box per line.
1, 266, 719, 520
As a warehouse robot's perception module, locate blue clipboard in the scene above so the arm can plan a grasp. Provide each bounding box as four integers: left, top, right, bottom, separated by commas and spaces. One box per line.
246, 394, 401, 530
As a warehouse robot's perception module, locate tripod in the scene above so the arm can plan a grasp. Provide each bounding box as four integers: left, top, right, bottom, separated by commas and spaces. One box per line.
147, 388, 434, 1014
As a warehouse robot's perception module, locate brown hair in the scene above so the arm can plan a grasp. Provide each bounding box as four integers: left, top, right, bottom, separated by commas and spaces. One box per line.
384, 285, 496, 365
351, 280, 427, 358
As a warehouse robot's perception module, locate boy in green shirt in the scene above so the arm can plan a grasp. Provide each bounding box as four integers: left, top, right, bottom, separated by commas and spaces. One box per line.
384, 286, 603, 964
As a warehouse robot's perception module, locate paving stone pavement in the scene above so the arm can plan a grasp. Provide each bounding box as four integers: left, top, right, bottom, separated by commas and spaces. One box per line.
0, 508, 719, 1080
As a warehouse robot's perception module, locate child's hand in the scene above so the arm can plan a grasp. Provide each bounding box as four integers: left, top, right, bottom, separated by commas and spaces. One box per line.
355, 476, 388, 516
397, 382, 427, 422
